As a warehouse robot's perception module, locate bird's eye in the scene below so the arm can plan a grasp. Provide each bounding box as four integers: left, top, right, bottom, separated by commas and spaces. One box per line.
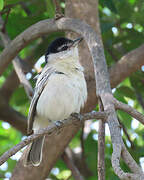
58, 45, 68, 52
61, 46, 68, 51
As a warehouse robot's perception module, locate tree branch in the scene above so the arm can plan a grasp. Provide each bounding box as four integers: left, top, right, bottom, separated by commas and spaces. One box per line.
110, 44, 144, 88
97, 98, 105, 180
0, 15, 33, 99
0, 15, 144, 112
0, 71, 19, 102
62, 150, 84, 180
98, 120, 105, 180
53, 0, 64, 19
113, 97, 144, 125
0, 101, 27, 134
118, 118, 135, 149
0, 111, 107, 166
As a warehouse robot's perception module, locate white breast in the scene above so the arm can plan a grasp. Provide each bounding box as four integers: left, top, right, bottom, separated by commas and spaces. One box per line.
33, 72, 87, 130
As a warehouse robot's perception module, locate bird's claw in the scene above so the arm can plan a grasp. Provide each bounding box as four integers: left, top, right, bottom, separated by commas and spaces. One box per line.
71, 113, 83, 122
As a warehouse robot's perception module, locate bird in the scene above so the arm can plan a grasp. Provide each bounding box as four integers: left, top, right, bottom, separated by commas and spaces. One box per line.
24, 37, 87, 166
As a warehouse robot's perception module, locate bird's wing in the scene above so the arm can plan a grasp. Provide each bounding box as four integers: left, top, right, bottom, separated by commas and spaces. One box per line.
27, 66, 55, 135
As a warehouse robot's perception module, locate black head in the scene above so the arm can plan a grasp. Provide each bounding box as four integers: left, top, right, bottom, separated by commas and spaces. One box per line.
45, 37, 83, 62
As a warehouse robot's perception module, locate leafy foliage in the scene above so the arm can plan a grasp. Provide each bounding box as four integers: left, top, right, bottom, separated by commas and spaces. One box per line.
0, 0, 144, 179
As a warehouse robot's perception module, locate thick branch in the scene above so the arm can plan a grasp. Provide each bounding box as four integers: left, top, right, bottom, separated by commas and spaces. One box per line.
0, 94, 27, 134
0, 111, 107, 166
0, 71, 19, 102
1, 17, 142, 80
110, 44, 144, 88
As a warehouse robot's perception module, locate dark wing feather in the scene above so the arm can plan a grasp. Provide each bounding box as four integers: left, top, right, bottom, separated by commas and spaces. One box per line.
27, 66, 55, 135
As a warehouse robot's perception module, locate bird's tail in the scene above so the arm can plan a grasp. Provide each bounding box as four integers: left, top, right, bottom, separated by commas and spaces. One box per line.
24, 136, 45, 166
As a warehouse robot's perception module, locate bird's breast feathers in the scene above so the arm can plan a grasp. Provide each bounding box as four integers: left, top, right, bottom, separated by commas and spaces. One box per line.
33, 63, 87, 130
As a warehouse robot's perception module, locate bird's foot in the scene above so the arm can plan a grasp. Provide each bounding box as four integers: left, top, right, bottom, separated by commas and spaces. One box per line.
71, 113, 83, 126
71, 113, 83, 121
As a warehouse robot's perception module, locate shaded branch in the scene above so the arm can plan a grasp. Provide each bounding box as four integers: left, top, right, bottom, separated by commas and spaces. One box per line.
0, 15, 33, 99
113, 97, 144, 125
62, 150, 84, 180
135, 92, 144, 110
97, 98, 105, 180
98, 120, 105, 180
66, 147, 93, 178
118, 118, 135, 149
0, 111, 107, 166
0, 99, 27, 134
1, 8, 11, 33
121, 145, 143, 175
110, 44, 144, 88
0, 71, 19, 102
80, 124, 85, 159
53, 0, 64, 19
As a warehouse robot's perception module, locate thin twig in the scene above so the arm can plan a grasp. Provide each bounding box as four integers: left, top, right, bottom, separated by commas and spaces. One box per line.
1, 1, 25, 11
20, 2, 31, 15
1, 8, 11, 33
121, 144, 143, 175
0, 15, 33, 99
53, 0, 64, 19
97, 98, 105, 180
80, 124, 85, 159
104, 43, 118, 62
0, 111, 107, 166
62, 151, 84, 180
118, 118, 135, 149
113, 97, 144, 125
136, 92, 144, 110
79, 123, 92, 177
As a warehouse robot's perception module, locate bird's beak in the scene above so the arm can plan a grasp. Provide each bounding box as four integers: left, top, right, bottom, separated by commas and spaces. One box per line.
72, 37, 83, 47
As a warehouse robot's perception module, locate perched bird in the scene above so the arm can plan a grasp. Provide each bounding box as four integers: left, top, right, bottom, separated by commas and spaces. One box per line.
24, 37, 87, 166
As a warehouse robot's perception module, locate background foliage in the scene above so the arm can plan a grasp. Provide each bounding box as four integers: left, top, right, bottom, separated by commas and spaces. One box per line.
0, 0, 144, 179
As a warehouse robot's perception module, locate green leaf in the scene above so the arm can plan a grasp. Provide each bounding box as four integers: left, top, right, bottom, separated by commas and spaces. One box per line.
0, 0, 4, 11
46, 0, 55, 18
128, 0, 136, 5
5, 0, 25, 5
116, 86, 136, 99
100, 0, 117, 13
101, 22, 114, 34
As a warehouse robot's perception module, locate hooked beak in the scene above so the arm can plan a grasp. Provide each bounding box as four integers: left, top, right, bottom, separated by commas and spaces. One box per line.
72, 37, 83, 47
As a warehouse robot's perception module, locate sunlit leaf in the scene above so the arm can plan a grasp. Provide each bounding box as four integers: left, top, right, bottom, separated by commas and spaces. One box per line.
0, 0, 4, 11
